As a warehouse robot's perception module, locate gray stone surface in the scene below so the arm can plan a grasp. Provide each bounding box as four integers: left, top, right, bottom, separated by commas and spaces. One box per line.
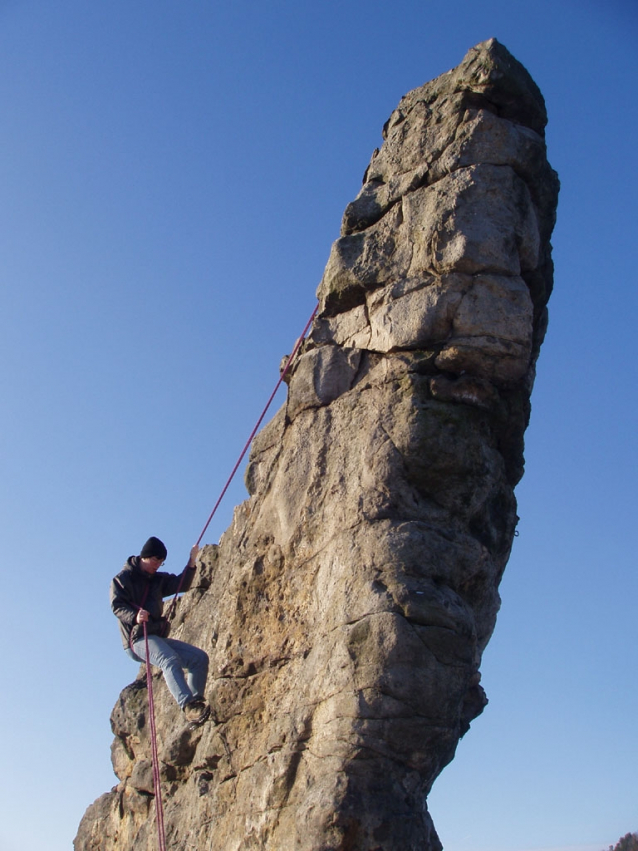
75, 38, 558, 851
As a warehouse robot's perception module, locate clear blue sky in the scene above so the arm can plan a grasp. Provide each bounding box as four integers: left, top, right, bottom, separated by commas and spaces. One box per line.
0, 2, 636, 850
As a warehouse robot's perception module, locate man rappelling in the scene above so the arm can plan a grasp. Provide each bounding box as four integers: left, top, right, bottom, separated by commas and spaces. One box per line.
110, 536, 211, 727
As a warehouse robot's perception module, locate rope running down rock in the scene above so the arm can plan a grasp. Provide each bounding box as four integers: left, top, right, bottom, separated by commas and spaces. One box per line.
145, 302, 318, 850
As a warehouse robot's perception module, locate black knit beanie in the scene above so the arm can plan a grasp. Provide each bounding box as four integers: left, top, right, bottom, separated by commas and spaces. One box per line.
140, 536, 168, 560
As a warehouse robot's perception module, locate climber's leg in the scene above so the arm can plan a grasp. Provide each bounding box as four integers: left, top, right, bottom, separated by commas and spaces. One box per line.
129, 635, 199, 709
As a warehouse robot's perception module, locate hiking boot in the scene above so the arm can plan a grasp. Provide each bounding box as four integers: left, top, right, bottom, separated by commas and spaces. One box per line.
183, 699, 211, 727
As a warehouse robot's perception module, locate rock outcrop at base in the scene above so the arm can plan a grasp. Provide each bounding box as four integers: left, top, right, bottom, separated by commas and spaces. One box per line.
76, 39, 558, 851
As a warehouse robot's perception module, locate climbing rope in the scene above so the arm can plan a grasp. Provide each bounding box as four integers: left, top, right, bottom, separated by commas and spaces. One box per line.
144, 623, 167, 851
143, 302, 319, 850
195, 300, 319, 546
164, 301, 319, 622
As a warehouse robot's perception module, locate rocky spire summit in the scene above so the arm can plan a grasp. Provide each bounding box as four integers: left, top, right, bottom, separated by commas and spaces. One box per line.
76, 39, 558, 851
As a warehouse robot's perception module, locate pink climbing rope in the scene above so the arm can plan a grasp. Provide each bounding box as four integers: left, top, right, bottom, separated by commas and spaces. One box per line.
195, 301, 319, 546
142, 303, 319, 851
144, 623, 167, 851
164, 302, 319, 624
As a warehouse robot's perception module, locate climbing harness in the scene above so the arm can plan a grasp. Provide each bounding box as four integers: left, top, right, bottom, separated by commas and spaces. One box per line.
143, 301, 319, 850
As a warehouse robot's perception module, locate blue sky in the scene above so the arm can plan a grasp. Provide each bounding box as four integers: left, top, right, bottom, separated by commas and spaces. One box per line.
0, 2, 636, 850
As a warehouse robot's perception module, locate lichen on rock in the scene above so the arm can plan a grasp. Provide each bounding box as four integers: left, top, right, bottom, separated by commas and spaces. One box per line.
75, 38, 558, 851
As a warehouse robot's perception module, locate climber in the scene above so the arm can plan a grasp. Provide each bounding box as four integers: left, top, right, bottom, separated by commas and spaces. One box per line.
110, 536, 211, 727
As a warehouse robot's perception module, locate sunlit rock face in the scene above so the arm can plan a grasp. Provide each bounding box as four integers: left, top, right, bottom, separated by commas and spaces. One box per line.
75, 38, 558, 851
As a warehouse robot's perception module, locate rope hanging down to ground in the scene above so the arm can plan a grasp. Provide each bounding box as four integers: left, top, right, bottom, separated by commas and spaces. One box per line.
144, 623, 167, 851
146, 302, 319, 851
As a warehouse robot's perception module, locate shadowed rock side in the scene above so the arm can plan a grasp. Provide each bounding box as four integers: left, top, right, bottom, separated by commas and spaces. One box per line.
76, 39, 558, 851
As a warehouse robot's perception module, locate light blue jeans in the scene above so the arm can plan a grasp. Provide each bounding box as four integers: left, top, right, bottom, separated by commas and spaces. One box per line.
127, 635, 209, 710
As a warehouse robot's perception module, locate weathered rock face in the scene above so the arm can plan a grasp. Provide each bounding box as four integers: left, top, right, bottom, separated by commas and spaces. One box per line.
76, 39, 558, 851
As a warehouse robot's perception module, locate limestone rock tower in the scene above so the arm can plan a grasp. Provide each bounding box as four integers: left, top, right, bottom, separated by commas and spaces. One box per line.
76, 38, 558, 851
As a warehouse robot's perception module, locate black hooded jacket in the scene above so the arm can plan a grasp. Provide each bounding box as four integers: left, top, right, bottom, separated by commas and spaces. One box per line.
110, 556, 194, 649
